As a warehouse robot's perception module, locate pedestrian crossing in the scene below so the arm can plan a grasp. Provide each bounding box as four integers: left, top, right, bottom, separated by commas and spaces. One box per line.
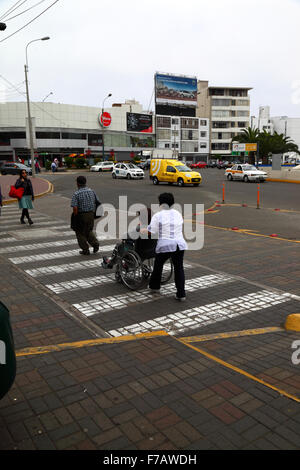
1, 204, 299, 337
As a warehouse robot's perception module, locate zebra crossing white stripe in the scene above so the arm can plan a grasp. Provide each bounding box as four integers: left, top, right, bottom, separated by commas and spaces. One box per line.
0, 221, 69, 230
9, 244, 116, 264
107, 290, 295, 337
0, 238, 77, 253
45, 263, 193, 294
25, 259, 101, 277
0, 237, 17, 243
0, 214, 49, 221
0, 216, 50, 223
73, 274, 235, 316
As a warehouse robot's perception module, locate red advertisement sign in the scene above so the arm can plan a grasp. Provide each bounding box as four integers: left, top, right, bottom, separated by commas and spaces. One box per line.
100, 112, 112, 127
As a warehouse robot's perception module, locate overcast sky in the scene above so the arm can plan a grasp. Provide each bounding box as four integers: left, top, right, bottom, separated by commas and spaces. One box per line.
1, 0, 300, 117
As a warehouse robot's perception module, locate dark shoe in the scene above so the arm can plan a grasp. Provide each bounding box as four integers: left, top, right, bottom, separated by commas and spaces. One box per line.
93, 244, 100, 254
79, 250, 90, 255
28, 219, 34, 225
102, 256, 113, 269
20, 218, 26, 224
175, 295, 186, 302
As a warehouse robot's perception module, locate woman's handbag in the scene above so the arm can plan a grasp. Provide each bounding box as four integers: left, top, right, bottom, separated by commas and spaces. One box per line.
8, 186, 24, 199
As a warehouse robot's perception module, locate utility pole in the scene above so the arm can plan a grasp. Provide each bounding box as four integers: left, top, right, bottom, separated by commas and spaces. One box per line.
24, 63, 36, 177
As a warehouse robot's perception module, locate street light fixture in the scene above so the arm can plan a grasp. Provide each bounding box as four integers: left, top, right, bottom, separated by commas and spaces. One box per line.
42, 91, 53, 102
24, 36, 50, 177
101, 93, 112, 160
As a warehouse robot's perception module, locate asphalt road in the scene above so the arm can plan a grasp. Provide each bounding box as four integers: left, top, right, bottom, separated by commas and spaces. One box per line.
39, 168, 300, 240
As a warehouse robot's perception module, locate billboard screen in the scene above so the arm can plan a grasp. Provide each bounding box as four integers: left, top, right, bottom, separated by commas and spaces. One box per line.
155, 73, 197, 106
127, 113, 153, 133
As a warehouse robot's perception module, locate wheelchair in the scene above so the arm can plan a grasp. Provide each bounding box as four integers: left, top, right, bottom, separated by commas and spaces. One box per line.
114, 237, 174, 290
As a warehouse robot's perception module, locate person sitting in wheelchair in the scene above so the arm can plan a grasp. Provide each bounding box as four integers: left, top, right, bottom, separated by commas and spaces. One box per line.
101, 208, 156, 269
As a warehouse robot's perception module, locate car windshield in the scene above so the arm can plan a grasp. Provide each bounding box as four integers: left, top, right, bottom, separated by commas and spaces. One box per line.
127, 164, 138, 169
175, 165, 192, 172
243, 165, 257, 171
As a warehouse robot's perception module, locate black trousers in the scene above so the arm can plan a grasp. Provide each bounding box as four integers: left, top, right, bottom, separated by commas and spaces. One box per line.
21, 209, 30, 220
149, 247, 185, 298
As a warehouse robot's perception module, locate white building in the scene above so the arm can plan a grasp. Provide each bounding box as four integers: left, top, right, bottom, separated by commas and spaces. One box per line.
0, 100, 155, 164
155, 115, 209, 162
197, 81, 252, 157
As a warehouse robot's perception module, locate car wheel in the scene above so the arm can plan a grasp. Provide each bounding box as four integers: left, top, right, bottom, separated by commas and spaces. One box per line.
153, 176, 159, 185
112, 173, 116, 179
243, 175, 249, 183
227, 174, 233, 181
177, 178, 184, 187
1, 171, 6, 175
127, 173, 131, 180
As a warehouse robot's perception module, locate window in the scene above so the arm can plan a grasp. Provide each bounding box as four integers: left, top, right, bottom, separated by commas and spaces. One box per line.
212, 143, 230, 150
236, 111, 249, 117
181, 141, 198, 152
212, 99, 231, 106
180, 118, 199, 129
88, 133, 103, 146
236, 99, 250, 106
237, 122, 248, 128
210, 89, 225, 96
156, 116, 171, 128
212, 110, 230, 118
229, 89, 248, 97
200, 143, 207, 148
157, 129, 171, 140
200, 131, 206, 138
61, 132, 86, 140
171, 118, 179, 125
166, 166, 176, 173
165, 143, 170, 148
36, 132, 60, 139
212, 121, 230, 129
181, 129, 198, 140
200, 120, 207, 126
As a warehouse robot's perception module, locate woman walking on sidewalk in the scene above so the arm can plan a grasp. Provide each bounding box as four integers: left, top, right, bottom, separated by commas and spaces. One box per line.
15, 169, 34, 225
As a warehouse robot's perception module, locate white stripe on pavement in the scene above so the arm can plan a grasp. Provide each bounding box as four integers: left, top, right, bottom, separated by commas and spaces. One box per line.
0, 238, 77, 253
9, 244, 116, 264
45, 263, 193, 294
107, 290, 295, 337
25, 259, 101, 277
73, 274, 235, 316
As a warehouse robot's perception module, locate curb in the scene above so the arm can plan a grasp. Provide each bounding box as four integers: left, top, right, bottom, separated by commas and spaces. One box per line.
266, 178, 300, 184
2, 177, 54, 206
285, 314, 300, 332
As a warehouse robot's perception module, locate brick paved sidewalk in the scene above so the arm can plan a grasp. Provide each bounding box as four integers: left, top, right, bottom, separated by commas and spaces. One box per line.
0, 175, 51, 204
0, 255, 299, 450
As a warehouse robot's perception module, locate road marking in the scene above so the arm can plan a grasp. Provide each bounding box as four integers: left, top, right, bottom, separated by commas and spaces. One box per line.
25, 259, 103, 277
9, 245, 116, 264
105, 290, 295, 337
45, 263, 192, 294
73, 274, 235, 317
15, 330, 169, 357
180, 326, 284, 343
0, 238, 77, 253
177, 338, 300, 403
0, 221, 71, 231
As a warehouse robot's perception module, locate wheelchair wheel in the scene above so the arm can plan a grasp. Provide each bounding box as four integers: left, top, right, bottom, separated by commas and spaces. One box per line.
161, 258, 173, 285
119, 250, 145, 290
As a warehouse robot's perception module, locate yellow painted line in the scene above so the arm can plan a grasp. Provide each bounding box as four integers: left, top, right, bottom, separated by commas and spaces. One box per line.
180, 326, 284, 343
3, 178, 53, 205
176, 338, 300, 403
16, 330, 169, 357
202, 222, 300, 244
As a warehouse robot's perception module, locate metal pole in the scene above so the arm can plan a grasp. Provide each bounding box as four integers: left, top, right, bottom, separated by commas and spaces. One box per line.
24, 64, 36, 177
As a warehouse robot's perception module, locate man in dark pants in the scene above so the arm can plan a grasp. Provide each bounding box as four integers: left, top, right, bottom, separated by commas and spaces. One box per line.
147, 193, 187, 301
71, 175, 100, 255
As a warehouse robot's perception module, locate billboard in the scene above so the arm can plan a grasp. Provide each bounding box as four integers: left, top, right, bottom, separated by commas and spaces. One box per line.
155, 73, 197, 106
127, 113, 153, 133
232, 143, 257, 152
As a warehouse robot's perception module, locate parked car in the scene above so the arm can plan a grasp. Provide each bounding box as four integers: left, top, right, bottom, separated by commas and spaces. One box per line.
137, 159, 150, 170
0, 162, 32, 175
225, 164, 267, 182
189, 161, 207, 169
217, 161, 232, 169
90, 161, 114, 172
112, 163, 144, 179
207, 159, 217, 168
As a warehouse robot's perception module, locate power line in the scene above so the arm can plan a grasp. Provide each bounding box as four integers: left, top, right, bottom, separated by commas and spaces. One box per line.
5, 0, 47, 21
0, 0, 28, 21
0, 0, 59, 44
0, 74, 70, 128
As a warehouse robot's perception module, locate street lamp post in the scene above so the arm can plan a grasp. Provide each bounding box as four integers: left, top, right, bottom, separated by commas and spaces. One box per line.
25, 36, 50, 177
101, 93, 112, 160
42, 91, 53, 102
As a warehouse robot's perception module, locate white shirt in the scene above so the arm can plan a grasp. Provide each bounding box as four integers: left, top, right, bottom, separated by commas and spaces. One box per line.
148, 208, 187, 253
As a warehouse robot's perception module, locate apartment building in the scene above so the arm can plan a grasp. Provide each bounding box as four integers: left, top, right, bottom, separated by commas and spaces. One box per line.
155, 115, 209, 161
197, 80, 252, 157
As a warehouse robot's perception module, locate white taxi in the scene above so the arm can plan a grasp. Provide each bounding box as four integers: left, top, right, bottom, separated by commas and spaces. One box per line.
112, 163, 144, 179
90, 161, 114, 172
225, 164, 267, 182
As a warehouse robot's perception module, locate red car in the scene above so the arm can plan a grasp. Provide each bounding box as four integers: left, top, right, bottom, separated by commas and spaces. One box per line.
189, 161, 207, 169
